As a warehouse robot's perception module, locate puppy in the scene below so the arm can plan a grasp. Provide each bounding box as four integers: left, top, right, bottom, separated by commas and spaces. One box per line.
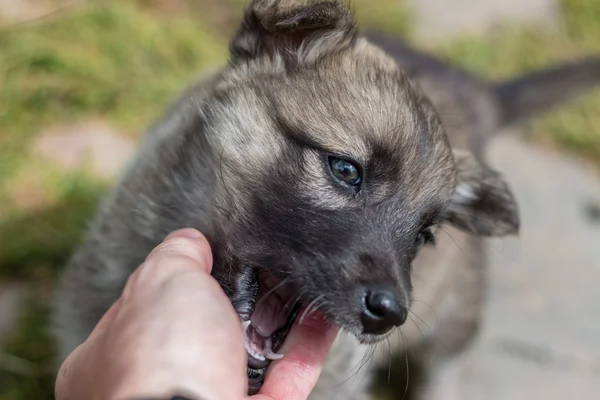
361, 30, 600, 400
51, 1, 600, 399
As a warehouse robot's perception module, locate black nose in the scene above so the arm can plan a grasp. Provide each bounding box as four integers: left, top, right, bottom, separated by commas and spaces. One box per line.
360, 285, 407, 335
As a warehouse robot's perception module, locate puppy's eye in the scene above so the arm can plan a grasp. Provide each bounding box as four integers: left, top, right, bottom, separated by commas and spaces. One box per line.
329, 157, 361, 187
415, 227, 436, 248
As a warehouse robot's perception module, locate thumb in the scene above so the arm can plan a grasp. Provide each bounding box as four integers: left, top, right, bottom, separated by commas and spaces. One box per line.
87, 297, 122, 339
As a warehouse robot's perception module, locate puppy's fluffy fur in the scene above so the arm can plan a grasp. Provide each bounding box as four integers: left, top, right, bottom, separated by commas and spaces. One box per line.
51, 1, 600, 399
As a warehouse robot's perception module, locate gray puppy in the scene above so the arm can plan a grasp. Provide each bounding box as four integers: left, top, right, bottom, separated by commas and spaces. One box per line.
51, 1, 600, 399
359, 30, 600, 400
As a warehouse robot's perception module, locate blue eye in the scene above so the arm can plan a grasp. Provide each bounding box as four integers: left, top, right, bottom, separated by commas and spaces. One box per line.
329, 157, 361, 187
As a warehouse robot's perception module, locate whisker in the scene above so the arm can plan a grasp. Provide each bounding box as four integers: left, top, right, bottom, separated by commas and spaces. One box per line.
282, 288, 304, 315
386, 337, 393, 383
409, 310, 451, 357
411, 297, 439, 325
407, 314, 426, 342
400, 330, 410, 400
438, 226, 469, 260
395, 328, 415, 362
306, 299, 330, 320
299, 294, 326, 326
336, 344, 376, 388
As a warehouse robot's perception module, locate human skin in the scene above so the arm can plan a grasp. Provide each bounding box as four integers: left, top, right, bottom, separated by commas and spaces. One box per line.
54, 228, 339, 400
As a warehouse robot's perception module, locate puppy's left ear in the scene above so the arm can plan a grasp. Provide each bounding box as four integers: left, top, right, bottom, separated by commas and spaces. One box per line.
443, 150, 520, 237
229, 0, 357, 65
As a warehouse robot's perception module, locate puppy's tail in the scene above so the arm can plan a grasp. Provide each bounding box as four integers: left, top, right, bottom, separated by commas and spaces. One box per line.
493, 57, 600, 128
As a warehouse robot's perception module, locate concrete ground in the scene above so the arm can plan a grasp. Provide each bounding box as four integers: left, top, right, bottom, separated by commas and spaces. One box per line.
421, 133, 600, 400
408, 0, 561, 42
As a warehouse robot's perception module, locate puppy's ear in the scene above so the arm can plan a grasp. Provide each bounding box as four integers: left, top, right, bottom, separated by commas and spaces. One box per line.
230, 0, 357, 64
443, 150, 519, 237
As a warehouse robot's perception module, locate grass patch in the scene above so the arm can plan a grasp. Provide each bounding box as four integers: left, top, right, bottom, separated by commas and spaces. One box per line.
0, 0, 228, 273
0, 172, 107, 281
0, 173, 107, 400
0, 0, 227, 186
0, 294, 57, 400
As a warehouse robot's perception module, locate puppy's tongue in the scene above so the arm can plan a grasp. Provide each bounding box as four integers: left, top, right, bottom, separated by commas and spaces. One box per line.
250, 294, 287, 337
250, 273, 291, 337
244, 272, 294, 367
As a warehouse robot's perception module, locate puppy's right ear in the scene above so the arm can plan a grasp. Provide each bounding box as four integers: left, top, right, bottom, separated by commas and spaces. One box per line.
229, 0, 358, 65
443, 150, 520, 237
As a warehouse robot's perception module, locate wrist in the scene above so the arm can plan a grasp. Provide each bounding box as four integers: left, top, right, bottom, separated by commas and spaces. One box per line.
107, 370, 236, 400
123, 394, 206, 400
109, 378, 212, 400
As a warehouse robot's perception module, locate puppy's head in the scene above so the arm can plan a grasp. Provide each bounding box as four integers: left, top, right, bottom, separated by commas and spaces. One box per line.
192, 0, 519, 390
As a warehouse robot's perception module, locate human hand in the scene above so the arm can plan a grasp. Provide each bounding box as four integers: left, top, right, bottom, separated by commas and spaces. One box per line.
55, 228, 338, 400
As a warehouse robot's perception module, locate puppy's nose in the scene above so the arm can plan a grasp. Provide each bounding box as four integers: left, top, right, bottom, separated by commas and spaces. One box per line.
360, 285, 407, 335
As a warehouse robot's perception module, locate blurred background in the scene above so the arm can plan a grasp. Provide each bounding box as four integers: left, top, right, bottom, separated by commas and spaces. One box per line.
0, 1, 599, 399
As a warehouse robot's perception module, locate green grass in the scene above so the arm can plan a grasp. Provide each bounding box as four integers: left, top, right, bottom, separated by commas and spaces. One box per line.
0, 0, 226, 190
0, 0, 599, 399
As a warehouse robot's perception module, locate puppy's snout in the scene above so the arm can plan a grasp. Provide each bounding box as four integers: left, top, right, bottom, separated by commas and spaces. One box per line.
358, 285, 407, 335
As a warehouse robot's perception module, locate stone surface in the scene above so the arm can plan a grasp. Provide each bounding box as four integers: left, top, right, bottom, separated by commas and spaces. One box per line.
33, 121, 137, 180
422, 133, 600, 399
0, 0, 48, 22
408, 0, 561, 43
0, 0, 74, 25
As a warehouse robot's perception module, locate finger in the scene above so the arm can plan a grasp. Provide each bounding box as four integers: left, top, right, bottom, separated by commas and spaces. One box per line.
85, 229, 213, 345
87, 229, 210, 337
55, 298, 125, 398
122, 229, 214, 298
146, 228, 213, 274
87, 297, 122, 339
55, 327, 109, 400
253, 310, 339, 400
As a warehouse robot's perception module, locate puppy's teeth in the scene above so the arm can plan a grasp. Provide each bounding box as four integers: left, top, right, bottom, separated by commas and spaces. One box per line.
244, 342, 266, 361
266, 351, 284, 360
243, 320, 251, 331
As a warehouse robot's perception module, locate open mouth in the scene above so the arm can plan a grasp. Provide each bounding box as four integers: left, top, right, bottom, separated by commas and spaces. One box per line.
232, 266, 303, 394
